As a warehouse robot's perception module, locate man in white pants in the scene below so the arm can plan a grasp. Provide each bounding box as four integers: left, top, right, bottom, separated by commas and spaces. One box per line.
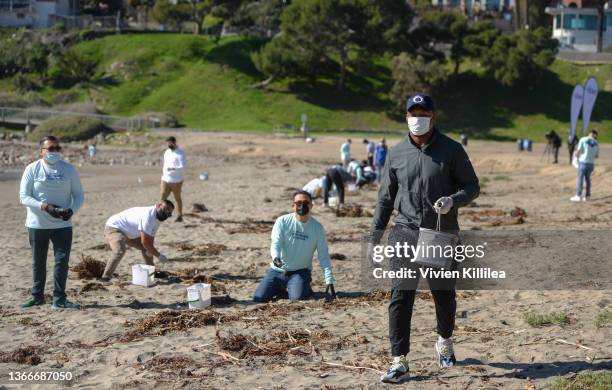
161, 136, 187, 222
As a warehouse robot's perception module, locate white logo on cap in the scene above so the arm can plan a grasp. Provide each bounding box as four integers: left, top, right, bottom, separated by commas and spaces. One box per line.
413, 96, 423, 103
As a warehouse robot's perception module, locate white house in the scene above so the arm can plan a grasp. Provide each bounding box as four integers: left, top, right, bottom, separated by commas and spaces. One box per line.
546, 3, 612, 52
0, 0, 73, 28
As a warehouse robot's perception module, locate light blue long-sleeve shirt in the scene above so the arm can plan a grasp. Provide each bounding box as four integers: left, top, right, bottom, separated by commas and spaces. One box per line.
340, 142, 350, 161
347, 160, 363, 182
577, 136, 599, 164
19, 159, 84, 229
270, 213, 334, 285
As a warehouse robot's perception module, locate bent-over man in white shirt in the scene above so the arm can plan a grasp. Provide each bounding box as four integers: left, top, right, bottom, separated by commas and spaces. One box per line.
161, 136, 187, 222
101, 200, 174, 282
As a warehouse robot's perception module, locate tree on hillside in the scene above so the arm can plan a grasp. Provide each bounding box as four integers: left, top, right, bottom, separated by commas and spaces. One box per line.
171, 0, 240, 35
389, 53, 446, 110
411, 11, 469, 74
253, 0, 413, 91
81, 0, 124, 16
152, 0, 188, 30
231, 0, 287, 37
480, 27, 557, 86
128, 0, 155, 29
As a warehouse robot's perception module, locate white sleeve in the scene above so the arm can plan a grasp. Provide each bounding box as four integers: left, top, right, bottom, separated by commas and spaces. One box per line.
139, 211, 158, 236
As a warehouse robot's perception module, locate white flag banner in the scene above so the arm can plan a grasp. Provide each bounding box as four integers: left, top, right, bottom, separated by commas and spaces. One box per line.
570, 84, 584, 140
581, 77, 598, 136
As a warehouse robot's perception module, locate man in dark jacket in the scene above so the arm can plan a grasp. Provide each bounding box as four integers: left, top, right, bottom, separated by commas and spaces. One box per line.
373, 94, 480, 383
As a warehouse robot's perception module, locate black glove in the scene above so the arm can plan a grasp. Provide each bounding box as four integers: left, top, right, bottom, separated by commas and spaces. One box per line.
43, 204, 63, 219
273, 257, 283, 268
59, 208, 73, 221
43, 204, 73, 220
325, 284, 337, 302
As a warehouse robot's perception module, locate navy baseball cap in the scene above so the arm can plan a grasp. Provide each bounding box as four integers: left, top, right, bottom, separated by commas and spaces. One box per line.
406, 94, 435, 112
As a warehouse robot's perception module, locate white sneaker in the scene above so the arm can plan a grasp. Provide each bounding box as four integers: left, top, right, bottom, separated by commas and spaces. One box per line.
380, 355, 409, 383
435, 337, 457, 368
570, 195, 581, 202
582, 196, 590, 202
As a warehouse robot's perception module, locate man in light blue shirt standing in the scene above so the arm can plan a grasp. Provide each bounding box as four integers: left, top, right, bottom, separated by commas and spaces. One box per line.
253, 191, 336, 302
571, 130, 599, 202
19, 136, 84, 310
340, 139, 351, 168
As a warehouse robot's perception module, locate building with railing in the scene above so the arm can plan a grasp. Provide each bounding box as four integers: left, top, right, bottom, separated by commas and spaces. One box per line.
0, 0, 73, 28
546, 0, 612, 52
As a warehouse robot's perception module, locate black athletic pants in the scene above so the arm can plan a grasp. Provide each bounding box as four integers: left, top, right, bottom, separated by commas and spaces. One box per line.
324, 168, 345, 205
387, 224, 457, 356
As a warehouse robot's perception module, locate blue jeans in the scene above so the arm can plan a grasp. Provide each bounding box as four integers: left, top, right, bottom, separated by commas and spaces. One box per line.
28, 227, 72, 305
375, 164, 384, 183
253, 268, 312, 302
576, 162, 594, 197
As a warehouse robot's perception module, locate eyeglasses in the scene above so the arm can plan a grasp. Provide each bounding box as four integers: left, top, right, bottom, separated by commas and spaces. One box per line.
42, 146, 62, 152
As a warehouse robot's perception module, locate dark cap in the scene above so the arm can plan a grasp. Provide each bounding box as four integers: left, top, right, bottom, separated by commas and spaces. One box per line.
166, 136, 177, 142
406, 94, 435, 112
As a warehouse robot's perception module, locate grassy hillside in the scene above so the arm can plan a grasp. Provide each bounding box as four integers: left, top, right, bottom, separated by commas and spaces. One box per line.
16, 33, 612, 141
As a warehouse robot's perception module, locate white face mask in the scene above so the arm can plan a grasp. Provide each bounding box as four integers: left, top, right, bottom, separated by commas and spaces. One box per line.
406, 116, 432, 136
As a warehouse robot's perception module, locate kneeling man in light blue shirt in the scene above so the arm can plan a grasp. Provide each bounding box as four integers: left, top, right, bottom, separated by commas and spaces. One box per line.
253, 191, 336, 302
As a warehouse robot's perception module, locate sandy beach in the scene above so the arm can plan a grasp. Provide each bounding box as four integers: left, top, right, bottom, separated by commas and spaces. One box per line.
0, 132, 611, 389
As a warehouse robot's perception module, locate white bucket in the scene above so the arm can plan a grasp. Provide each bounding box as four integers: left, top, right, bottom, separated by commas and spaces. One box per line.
329, 196, 339, 207
187, 283, 212, 309
132, 264, 155, 287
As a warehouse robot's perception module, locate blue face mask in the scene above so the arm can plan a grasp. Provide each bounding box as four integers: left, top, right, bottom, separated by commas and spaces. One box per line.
44, 152, 61, 165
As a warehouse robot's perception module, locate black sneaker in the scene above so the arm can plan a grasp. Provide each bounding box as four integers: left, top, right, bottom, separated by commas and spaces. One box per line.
20, 296, 45, 309
435, 338, 457, 368
175, 216, 183, 223
380, 355, 409, 383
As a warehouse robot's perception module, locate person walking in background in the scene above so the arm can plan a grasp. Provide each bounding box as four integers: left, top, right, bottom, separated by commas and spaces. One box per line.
253, 191, 336, 302
568, 132, 578, 165
161, 136, 186, 222
545, 130, 561, 164
374, 138, 388, 184
363, 139, 375, 167
371, 94, 479, 383
101, 201, 174, 282
571, 130, 599, 202
19, 136, 84, 310
88, 144, 97, 161
340, 139, 351, 168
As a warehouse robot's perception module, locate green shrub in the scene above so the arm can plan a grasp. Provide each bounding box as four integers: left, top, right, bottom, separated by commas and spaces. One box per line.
52, 90, 82, 105
13, 73, 42, 92
551, 371, 612, 390
524, 312, 569, 327
595, 311, 612, 328
31, 116, 113, 142
141, 112, 179, 128
0, 91, 48, 107
51, 49, 98, 88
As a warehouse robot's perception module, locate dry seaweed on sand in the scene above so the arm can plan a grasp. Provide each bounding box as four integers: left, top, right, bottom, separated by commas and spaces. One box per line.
330, 253, 347, 260
80, 282, 107, 293
335, 205, 373, 218
192, 203, 208, 213
72, 254, 106, 279
17, 317, 43, 326
121, 310, 240, 342
88, 243, 109, 250
0, 346, 42, 365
